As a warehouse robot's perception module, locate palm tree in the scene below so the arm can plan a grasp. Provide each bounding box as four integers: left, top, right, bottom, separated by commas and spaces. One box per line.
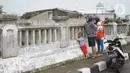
0, 5, 3, 14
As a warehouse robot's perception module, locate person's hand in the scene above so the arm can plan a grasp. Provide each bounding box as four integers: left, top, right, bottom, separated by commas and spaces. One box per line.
94, 32, 97, 35
104, 36, 106, 39
101, 37, 104, 40
74, 37, 78, 40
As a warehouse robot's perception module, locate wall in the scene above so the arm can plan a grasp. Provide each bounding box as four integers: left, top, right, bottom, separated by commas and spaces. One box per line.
0, 24, 18, 58
29, 11, 52, 20
0, 21, 129, 58
17, 22, 130, 54
53, 9, 68, 16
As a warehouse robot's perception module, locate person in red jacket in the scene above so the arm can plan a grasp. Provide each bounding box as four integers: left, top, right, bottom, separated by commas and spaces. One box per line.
96, 21, 106, 56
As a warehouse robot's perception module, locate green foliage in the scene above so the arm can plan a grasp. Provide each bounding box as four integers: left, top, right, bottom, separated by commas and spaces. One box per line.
104, 18, 114, 24
104, 17, 123, 24
116, 17, 122, 24
0, 5, 3, 14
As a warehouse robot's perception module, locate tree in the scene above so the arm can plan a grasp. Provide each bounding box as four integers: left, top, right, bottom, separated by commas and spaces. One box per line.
116, 17, 122, 24
114, 13, 116, 19
0, 5, 3, 14
104, 18, 114, 24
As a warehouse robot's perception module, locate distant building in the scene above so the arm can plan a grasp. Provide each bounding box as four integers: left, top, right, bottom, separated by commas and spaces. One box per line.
96, 2, 105, 14
85, 2, 115, 20
84, 11, 115, 20
98, 10, 115, 19
21, 8, 83, 22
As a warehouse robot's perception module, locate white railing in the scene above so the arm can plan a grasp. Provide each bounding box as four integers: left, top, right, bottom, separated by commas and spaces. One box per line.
67, 18, 86, 25
18, 25, 60, 47
17, 25, 85, 48
117, 25, 127, 34
0, 21, 129, 58
104, 24, 113, 35
16, 23, 130, 48
17, 18, 86, 26
17, 20, 58, 26
69, 25, 85, 40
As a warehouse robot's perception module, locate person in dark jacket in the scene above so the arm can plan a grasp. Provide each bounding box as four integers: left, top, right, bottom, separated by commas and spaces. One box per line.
86, 17, 98, 58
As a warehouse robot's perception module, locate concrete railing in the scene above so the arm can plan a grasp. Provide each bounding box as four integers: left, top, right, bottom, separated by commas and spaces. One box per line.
17, 25, 60, 47
17, 23, 128, 48
17, 20, 57, 26
17, 25, 85, 48
117, 25, 128, 34
0, 22, 129, 59
104, 24, 113, 35
69, 25, 85, 40
17, 18, 86, 26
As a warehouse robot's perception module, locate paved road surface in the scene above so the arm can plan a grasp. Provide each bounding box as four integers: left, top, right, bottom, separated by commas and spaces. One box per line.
101, 59, 130, 73
37, 44, 130, 73
101, 44, 130, 73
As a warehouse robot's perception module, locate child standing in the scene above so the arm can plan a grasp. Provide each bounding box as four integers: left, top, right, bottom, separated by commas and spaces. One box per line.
75, 32, 88, 58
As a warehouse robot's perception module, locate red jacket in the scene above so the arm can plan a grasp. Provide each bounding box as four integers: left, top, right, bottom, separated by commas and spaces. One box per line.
96, 22, 106, 39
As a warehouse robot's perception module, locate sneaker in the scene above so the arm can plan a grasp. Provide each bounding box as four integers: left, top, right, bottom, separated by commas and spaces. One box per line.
85, 55, 89, 59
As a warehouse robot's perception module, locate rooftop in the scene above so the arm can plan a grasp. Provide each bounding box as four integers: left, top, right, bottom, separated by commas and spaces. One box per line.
25, 8, 80, 14
21, 8, 82, 19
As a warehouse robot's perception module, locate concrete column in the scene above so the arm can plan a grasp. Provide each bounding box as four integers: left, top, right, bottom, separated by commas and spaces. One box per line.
57, 29, 60, 41
82, 27, 85, 37
49, 29, 52, 43
110, 25, 113, 35
126, 25, 129, 35
72, 27, 74, 39
54, 29, 57, 42
38, 30, 41, 44
75, 27, 78, 38
19, 31, 22, 46
43, 29, 47, 44
26, 30, 29, 46
113, 23, 117, 36
32, 30, 35, 45
109, 25, 113, 35
68, 27, 70, 41
79, 27, 82, 32
1, 24, 18, 58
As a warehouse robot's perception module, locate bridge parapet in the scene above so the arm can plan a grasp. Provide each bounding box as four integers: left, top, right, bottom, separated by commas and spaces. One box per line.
0, 21, 129, 58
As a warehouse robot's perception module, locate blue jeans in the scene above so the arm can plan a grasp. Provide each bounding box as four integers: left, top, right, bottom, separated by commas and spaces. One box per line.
96, 39, 104, 54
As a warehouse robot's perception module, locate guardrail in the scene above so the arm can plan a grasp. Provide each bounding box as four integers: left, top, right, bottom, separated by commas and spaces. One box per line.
0, 21, 129, 58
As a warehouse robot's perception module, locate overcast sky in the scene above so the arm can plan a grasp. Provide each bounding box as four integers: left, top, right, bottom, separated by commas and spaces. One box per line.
1, 0, 130, 16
